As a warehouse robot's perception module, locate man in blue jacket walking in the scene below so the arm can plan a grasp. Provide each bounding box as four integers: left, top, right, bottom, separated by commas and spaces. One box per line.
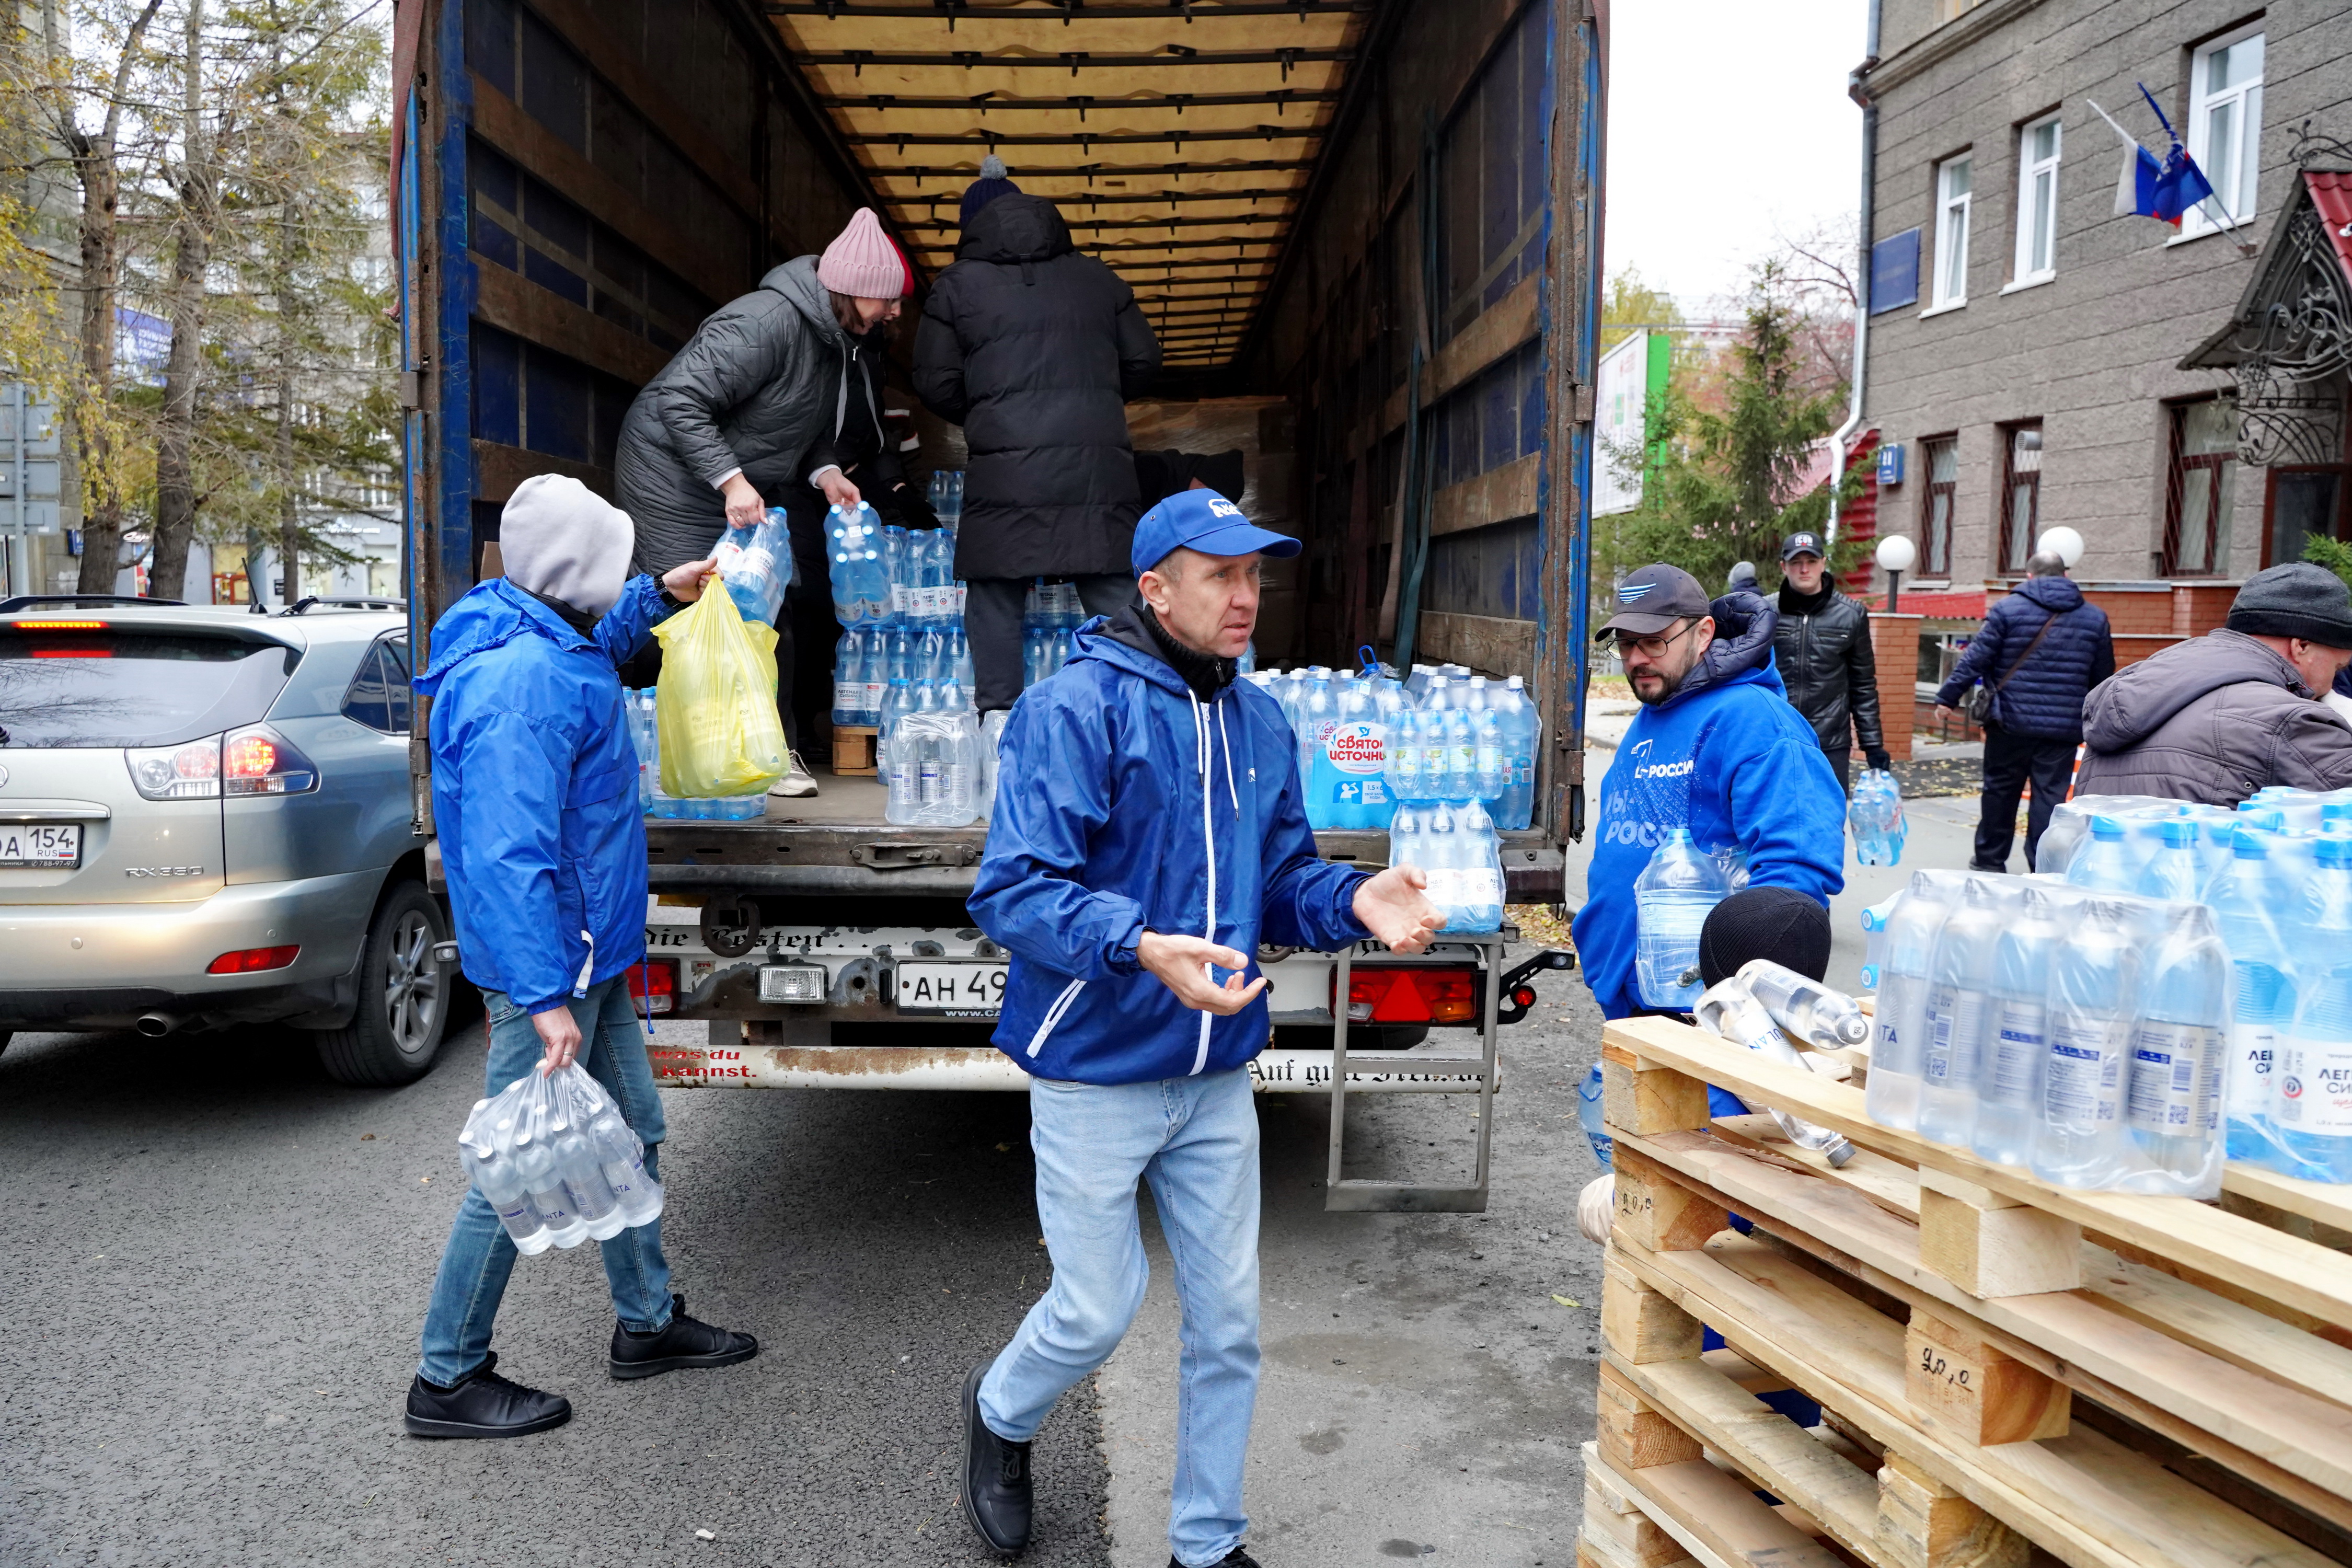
1933, 553, 2114, 871
1573, 564, 1846, 1021
402, 475, 757, 1439
960, 489, 1443, 1567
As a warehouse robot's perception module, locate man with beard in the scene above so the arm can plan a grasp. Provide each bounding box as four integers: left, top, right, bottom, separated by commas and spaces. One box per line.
1571, 564, 1847, 1020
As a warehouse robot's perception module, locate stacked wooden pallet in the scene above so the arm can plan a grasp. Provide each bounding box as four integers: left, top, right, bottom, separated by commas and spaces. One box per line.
1576, 1012, 2352, 1568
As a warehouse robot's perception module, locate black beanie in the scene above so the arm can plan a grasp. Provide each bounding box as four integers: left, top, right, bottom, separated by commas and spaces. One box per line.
2226, 562, 2352, 649
1698, 887, 1833, 988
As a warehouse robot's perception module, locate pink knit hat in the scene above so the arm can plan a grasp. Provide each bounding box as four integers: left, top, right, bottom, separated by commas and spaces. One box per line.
817, 208, 907, 298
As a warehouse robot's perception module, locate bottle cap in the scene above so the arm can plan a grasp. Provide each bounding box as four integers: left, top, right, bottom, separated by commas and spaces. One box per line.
2321, 835, 2352, 869
2089, 815, 2125, 839
2160, 819, 2197, 847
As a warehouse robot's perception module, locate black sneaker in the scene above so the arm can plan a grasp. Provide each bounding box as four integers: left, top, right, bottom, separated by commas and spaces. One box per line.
960, 1362, 1033, 1557
1171, 1550, 1263, 1568
403, 1353, 571, 1438
608, 1293, 759, 1380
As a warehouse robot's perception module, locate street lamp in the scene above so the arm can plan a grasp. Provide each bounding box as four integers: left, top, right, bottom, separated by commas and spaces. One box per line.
2035, 526, 2085, 569
1876, 535, 1918, 614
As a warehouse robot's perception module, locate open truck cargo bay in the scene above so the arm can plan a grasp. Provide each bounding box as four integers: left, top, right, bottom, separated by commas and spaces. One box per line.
390, 0, 1601, 1153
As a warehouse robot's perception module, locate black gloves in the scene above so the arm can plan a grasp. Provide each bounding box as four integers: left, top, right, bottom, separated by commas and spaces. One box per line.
1866, 748, 1894, 774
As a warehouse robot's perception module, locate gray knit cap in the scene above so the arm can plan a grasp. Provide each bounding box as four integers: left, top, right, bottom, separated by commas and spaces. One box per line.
2226, 562, 2352, 649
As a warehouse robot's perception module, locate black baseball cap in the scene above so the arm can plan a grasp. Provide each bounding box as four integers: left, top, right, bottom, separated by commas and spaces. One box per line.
1781, 531, 1825, 562
1596, 563, 1713, 638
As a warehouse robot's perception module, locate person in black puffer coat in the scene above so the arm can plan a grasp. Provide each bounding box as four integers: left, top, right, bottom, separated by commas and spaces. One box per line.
914, 188, 1162, 713
1769, 530, 1890, 790
1934, 555, 2116, 871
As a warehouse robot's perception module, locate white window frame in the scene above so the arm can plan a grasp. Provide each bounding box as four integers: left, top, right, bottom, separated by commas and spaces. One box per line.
1929, 154, 1973, 311
2182, 27, 2264, 239
2013, 115, 2061, 284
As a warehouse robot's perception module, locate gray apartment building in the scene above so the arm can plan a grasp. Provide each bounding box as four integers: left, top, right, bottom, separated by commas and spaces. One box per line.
1854, 0, 2352, 594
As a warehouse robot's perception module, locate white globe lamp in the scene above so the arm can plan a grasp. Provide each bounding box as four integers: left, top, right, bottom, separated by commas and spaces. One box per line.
1874, 535, 1917, 613
2036, 526, 2085, 568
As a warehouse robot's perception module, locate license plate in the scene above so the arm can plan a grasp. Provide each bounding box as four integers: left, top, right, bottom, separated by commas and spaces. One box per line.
0, 823, 80, 868
895, 960, 1008, 1016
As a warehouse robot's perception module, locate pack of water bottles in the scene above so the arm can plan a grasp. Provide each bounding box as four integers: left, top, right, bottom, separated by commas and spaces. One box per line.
624, 688, 767, 820
457, 1064, 664, 1256
711, 508, 793, 625
1848, 768, 1906, 866
1251, 659, 1541, 832
1860, 868, 2232, 1197
1022, 580, 1089, 688
1389, 799, 1506, 932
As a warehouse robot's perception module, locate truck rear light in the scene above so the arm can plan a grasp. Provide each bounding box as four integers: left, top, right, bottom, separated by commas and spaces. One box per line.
222, 723, 320, 795
209, 944, 300, 974
626, 960, 676, 1014
1334, 965, 1479, 1025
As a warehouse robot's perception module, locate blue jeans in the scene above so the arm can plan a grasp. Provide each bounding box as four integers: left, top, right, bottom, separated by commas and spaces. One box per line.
979, 1068, 1261, 1568
417, 976, 673, 1386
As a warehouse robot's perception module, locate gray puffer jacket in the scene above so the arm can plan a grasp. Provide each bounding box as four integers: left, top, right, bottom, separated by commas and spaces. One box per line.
2073, 628, 2352, 804
615, 256, 856, 575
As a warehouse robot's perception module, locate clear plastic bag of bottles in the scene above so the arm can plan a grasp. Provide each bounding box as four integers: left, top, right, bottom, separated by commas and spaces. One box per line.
457, 1064, 664, 1256
712, 508, 791, 625
1848, 768, 1906, 866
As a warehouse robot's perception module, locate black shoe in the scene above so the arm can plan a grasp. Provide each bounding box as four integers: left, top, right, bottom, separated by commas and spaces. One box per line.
403, 1353, 571, 1438
609, 1293, 758, 1380
1171, 1551, 1263, 1568
960, 1362, 1033, 1558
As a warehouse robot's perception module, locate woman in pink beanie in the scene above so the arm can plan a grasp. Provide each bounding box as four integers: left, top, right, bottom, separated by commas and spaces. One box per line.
615, 207, 920, 796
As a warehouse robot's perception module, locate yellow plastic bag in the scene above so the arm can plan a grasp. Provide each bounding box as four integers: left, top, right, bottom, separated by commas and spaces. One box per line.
650, 585, 787, 797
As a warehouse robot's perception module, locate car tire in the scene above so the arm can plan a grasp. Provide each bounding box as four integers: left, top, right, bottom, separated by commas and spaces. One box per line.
310, 882, 453, 1087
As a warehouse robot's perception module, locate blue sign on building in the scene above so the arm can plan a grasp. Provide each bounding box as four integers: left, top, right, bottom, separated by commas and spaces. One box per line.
1870, 228, 1921, 315
1877, 442, 1905, 486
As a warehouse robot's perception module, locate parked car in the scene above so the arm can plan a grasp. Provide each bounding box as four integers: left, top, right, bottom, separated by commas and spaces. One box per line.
0, 598, 455, 1085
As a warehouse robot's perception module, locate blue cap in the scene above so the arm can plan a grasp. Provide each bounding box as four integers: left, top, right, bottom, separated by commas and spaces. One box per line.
2161, 819, 2197, 847
2090, 815, 2124, 839
1131, 488, 1301, 577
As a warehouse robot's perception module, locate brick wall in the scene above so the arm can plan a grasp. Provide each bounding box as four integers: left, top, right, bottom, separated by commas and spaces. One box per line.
1869, 614, 1924, 760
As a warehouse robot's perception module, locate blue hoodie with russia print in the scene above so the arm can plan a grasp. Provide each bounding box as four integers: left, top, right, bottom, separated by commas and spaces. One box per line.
1571, 592, 1847, 1020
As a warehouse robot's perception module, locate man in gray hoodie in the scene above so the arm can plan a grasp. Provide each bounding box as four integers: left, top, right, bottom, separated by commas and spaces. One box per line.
2074, 563, 2352, 804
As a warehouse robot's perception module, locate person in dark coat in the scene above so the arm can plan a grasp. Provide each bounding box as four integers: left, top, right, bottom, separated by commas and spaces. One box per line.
614, 208, 911, 794
1770, 530, 1891, 790
1934, 553, 2115, 872
914, 187, 1162, 713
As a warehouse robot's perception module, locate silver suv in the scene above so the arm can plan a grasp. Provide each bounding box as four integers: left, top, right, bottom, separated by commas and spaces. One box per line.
0, 597, 453, 1084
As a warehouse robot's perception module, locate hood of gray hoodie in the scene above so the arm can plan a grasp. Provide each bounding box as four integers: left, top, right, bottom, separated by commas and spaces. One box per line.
758, 255, 850, 347
2081, 627, 2314, 750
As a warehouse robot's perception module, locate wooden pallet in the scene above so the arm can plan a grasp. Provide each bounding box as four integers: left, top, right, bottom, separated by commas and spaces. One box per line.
1577, 1012, 2352, 1568
830, 724, 878, 776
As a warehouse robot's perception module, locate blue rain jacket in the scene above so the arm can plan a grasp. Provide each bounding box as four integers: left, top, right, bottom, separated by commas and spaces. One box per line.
414, 575, 671, 1014
971, 620, 1371, 1085
1573, 592, 1847, 1021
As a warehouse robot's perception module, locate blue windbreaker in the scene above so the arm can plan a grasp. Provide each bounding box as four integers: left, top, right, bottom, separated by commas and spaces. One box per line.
413, 575, 670, 1014
971, 621, 1370, 1085
1572, 593, 1846, 1020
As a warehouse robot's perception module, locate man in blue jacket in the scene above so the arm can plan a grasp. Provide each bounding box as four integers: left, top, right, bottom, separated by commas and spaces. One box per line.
961, 489, 1444, 1568
402, 475, 756, 1439
1573, 564, 1847, 1021
1933, 553, 2115, 871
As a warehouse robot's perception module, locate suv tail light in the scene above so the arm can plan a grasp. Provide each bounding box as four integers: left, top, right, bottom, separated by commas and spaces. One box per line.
209, 944, 299, 974
223, 723, 319, 795
1333, 965, 1480, 1025
126, 737, 224, 799
626, 960, 677, 1015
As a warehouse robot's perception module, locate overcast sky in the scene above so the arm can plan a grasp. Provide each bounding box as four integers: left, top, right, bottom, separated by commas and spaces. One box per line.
1604, 0, 1871, 314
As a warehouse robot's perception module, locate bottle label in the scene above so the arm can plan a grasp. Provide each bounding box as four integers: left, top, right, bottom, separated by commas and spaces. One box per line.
1393, 748, 1421, 783
495, 1196, 536, 1230
2127, 1021, 2222, 1135
1873, 972, 1926, 1076
1923, 984, 1986, 1085
2044, 1014, 2127, 1132
1362, 778, 1390, 805
865, 679, 886, 714
834, 679, 862, 713
1326, 722, 1387, 775
532, 1190, 574, 1228
892, 582, 911, 615
1989, 999, 2046, 1103
1476, 743, 1505, 776
1458, 869, 1503, 904
1452, 743, 1476, 777
919, 759, 944, 803
2277, 1036, 2352, 1132
2227, 1021, 2277, 1120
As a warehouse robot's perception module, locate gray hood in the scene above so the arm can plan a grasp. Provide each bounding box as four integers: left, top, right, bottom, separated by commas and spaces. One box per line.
759, 255, 850, 348
2081, 628, 2313, 750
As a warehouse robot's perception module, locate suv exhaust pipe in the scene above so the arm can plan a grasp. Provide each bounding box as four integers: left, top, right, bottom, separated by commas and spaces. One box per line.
135, 1011, 182, 1039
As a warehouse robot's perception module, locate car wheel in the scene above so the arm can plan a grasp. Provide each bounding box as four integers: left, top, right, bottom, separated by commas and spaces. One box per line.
310, 882, 452, 1087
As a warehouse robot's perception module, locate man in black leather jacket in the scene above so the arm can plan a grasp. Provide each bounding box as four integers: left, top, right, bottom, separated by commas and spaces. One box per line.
1769, 531, 1892, 790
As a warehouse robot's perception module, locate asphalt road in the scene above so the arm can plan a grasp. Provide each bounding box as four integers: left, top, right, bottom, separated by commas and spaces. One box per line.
0, 953, 1607, 1568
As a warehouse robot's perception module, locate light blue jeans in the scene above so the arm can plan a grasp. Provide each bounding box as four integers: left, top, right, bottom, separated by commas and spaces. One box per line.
417, 976, 673, 1386
979, 1068, 1261, 1568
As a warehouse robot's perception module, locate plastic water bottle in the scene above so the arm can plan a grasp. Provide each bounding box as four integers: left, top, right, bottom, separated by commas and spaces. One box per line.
713, 509, 788, 624
924, 679, 979, 826
1422, 801, 1462, 925
2031, 897, 2140, 1190
1471, 699, 1508, 805
1297, 668, 1336, 797
948, 628, 973, 691
2065, 816, 2139, 892
885, 625, 914, 686
1849, 769, 1907, 866
833, 632, 867, 727
2279, 835, 2352, 1181
1865, 871, 1963, 1132
1693, 977, 1857, 1165
1970, 884, 2063, 1167
1449, 800, 1505, 932
512, 1133, 587, 1251
1362, 675, 1404, 829
1404, 664, 1434, 707
464, 1141, 549, 1254
1314, 674, 1387, 831
2125, 904, 2229, 1192
1578, 1062, 1612, 1166
1389, 804, 1424, 896
2206, 828, 2296, 1159
977, 708, 1008, 823
827, 504, 876, 625
881, 677, 917, 814
587, 1105, 662, 1228
1500, 675, 1538, 831
553, 1115, 624, 1241
917, 626, 947, 687
2135, 818, 2204, 901
1634, 828, 1731, 1010
1238, 641, 1257, 675
1917, 877, 2007, 1147
1737, 959, 1871, 1052
1387, 701, 1427, 804
1438, 682, 1475, 800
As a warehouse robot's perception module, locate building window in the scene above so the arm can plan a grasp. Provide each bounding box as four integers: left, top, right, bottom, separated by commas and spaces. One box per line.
2267, 465, 2347, 568
2185, 30, 2263, 236
2000, 423, 2044, 572
1931, 156, 1972, 308
2014, 116, 2061, 282
2164, 398, 2239, 575
1920, 434, 1958, 576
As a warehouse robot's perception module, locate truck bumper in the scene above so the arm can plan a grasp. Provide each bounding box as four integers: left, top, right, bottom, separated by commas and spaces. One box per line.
651, 1041, 1495, 1093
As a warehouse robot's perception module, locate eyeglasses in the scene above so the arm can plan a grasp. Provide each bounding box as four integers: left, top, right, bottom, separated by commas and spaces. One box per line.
1612, 620, 1699, 660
